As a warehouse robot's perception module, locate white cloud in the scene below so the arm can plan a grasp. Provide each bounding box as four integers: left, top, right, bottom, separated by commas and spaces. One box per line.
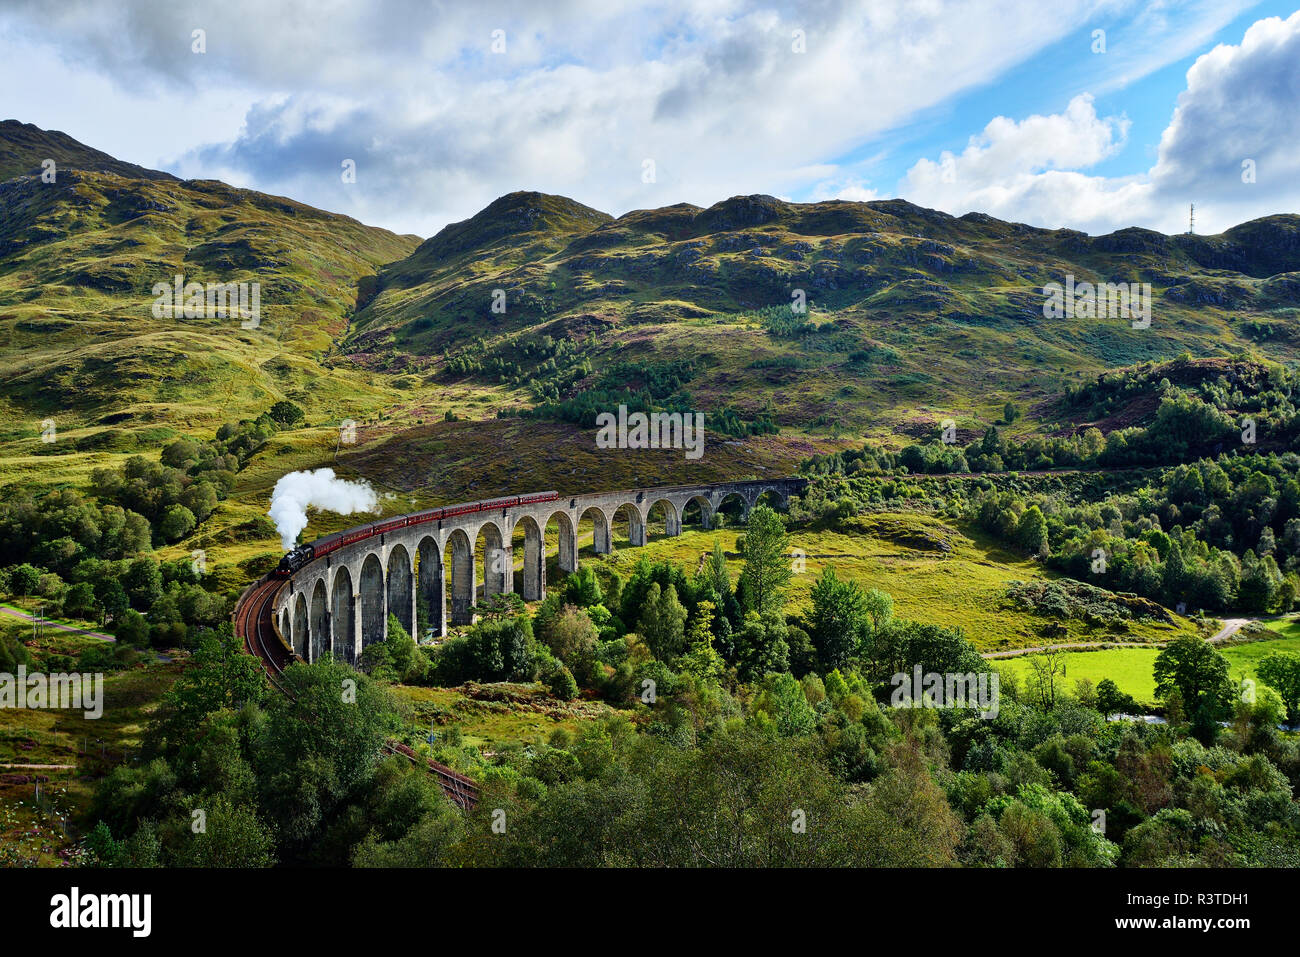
899, 11, 1300, 235
1152, 13, 1300, 203
0, 1, 1292, 238
902, 93, 1129, 198
808, 178, 879, 203
1088, 0, 1259, 94
0, 0, 1108, 234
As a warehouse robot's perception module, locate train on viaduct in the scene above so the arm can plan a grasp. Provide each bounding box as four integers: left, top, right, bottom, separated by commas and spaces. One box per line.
257, 477, 807, 666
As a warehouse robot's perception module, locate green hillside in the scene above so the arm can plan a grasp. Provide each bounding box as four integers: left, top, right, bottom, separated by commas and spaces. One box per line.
0, 119, 179, 183
0, 125, 423, 490
2, 123, 1299, 873
3, 120, 1300, 582
349, 189, 1300, 444
3, 120, 1298, 500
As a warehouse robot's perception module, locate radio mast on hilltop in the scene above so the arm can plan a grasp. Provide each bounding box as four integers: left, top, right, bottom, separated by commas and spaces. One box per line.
1188, 203, 1195, 235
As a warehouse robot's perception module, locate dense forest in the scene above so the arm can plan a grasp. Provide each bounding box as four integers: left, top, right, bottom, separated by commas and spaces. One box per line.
0, 407, 302, 657
794, 453, 1300, 616
66, 502, 1300, 868
4, 385, 1300, 868
801, 360, 1300, 619
847, 358, 1298, 475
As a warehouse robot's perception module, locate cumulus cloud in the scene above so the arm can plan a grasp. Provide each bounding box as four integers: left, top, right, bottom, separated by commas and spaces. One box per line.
1151, 13, 1300, 203
808, 177, 879, 203
900, 94, 1135, 231
909, 95, 1129, 185
0, 0, 1105, 234
899, 11, 1300, 235
1, 1, 1293, 236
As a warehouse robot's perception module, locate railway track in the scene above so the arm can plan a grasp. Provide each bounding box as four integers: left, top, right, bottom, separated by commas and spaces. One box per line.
234, 575, 479, 810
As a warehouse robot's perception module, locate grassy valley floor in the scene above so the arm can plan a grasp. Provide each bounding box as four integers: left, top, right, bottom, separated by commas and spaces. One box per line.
590, 511, 1200, 653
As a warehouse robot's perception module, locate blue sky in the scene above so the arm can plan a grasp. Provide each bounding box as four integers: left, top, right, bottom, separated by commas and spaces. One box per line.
1, 0, 1297, 237
853, 0, 1295, 189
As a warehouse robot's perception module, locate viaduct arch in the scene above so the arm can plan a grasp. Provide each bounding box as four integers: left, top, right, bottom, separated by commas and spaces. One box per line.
267, 477, 805, 664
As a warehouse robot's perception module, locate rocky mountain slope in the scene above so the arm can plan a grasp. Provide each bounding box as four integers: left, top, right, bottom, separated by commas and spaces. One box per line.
0, 121, 420, 459
1, 119, 1297, 494
348, 190, 1300, 439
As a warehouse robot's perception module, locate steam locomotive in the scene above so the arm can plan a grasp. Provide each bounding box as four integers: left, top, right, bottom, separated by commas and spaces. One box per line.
273, 490, 560, 577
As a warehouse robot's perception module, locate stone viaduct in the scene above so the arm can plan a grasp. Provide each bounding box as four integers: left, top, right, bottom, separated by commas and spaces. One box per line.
270, 477, 806, 665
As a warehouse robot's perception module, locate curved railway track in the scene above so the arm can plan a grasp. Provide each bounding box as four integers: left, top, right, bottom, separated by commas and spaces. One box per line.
234, 575, 479, 810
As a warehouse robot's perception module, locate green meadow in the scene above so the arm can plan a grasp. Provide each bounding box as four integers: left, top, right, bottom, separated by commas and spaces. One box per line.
592, 511, 1198, 653
997, 647, 1163, 704
390, 682, 628, 753
996, 620, 1300, 706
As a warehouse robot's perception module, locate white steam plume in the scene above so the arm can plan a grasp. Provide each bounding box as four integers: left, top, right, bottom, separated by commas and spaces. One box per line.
268, 468, 379, 550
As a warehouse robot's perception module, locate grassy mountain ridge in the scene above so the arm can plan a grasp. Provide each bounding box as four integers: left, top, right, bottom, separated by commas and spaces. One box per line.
348, 188, 1300, 444
0, 123, 422, 470
1, 119, 1298, 507
0, 118, 179, 183
385, 190, 613, 286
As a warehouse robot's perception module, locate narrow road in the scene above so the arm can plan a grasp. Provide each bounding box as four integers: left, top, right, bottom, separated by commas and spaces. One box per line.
0, 605, 115, 642
982, 617, 1259, 660
1208, 618, 1253, 643
984, 641, 1161, 659
0, 763, 76, 771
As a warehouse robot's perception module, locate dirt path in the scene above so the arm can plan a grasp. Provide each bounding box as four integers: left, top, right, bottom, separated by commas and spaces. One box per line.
1208, 618, 1253, 643
984, 641, 1161, 659
0, 763, 76, 771
983, 617, 1260, 660
0, 605, 115, 642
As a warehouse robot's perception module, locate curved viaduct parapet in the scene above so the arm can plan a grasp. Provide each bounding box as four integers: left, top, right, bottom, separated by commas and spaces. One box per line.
261, 477, 806, 666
